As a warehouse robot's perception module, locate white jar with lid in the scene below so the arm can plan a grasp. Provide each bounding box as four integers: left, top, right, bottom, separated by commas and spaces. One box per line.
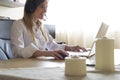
65, 56, 86, 76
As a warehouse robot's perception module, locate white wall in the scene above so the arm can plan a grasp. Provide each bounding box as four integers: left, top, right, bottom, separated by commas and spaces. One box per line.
0, 6, 24, 20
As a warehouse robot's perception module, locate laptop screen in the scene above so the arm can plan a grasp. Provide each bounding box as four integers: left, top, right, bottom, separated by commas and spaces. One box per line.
88, 22, 109, 57
96, 22, 109, 38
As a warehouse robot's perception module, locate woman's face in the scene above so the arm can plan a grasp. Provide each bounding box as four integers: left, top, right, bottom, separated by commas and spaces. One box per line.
33, 0, 48, 20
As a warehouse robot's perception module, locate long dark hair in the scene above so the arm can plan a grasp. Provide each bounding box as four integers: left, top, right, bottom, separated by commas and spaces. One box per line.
23, 0, 46, 40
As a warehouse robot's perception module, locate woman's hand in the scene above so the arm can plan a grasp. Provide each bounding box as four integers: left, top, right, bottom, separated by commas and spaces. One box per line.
65, 45, 87, 52
33, 50, 69, 60
45, 50, 69, 60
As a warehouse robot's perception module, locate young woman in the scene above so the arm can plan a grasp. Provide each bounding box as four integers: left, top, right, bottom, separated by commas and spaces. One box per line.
11, 0, 87, 60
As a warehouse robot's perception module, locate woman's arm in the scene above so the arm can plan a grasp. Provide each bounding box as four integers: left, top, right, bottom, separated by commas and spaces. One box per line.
11, 20, 39, 58
65, 45, 87, 52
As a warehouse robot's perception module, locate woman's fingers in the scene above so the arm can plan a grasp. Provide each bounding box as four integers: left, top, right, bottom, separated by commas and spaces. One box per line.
54, 50, 68, 60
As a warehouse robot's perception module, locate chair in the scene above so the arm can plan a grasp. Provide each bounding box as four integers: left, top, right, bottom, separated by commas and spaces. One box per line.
0, 47, 8, 60
0, 19, 14, 60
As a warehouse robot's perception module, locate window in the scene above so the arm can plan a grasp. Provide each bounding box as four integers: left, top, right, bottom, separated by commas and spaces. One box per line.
46, 0, 120, 48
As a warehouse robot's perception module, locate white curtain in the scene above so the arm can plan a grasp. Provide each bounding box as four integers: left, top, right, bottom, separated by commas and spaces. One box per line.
45, 0, 120, 48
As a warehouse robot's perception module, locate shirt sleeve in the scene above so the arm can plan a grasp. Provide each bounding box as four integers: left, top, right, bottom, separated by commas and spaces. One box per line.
45, 28, 66, 51
11, 20, 39, 58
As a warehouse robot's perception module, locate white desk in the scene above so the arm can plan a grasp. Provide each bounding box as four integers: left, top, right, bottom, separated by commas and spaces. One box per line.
0, 49, 120, 80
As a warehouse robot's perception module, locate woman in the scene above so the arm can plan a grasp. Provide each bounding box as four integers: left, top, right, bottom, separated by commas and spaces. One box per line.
11, 0, 87, 60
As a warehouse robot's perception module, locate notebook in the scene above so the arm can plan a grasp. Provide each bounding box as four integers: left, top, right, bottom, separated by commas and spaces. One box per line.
68, 22, 109, 65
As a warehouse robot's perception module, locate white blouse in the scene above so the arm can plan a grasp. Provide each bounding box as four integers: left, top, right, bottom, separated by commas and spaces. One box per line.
11, 19, 65, 58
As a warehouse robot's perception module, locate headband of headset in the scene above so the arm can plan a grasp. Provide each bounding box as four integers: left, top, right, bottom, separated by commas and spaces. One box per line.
25, 0, 45, 13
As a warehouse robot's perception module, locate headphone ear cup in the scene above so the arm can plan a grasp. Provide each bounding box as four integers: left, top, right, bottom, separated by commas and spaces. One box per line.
25, 2, 36, 13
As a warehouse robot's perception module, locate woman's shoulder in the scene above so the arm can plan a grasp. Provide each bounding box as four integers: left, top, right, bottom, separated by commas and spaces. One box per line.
12, 19, 25, 30
13, 19, 25, 27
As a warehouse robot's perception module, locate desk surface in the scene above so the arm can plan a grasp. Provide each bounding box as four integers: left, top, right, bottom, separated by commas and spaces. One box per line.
0, 50, 120, 80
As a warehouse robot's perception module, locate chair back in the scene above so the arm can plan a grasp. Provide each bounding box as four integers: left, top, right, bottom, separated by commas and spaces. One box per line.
0, 19, 14, 60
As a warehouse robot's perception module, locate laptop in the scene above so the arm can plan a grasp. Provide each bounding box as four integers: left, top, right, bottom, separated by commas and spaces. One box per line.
68, 22, 109, 66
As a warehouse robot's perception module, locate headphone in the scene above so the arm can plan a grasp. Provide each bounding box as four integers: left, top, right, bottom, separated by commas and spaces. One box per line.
25, 0, 36, 13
